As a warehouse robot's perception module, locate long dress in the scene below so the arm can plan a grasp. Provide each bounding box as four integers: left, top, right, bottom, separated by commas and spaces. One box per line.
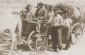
20, 10, 34, 35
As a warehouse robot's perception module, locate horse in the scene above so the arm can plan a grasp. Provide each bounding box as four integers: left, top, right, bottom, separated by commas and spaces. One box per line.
0, 9, 22, 54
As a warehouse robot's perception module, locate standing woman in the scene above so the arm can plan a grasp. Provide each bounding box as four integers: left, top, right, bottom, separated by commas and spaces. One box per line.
20, 4, 34, 37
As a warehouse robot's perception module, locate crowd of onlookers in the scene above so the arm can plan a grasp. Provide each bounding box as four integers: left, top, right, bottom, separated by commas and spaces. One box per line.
20, 2, 73, 52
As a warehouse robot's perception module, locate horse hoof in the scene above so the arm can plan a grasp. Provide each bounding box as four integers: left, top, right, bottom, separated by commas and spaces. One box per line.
8, 51, 16, 55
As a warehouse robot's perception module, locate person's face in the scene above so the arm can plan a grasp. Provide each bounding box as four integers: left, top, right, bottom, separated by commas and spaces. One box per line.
37, 5, 41, 9
49, 6, 53, 11
50, 6, 53, 10
37, 5, 43, 9
26, 6, 31, 11
54, 10, 58, 15
65, 14, 68, 18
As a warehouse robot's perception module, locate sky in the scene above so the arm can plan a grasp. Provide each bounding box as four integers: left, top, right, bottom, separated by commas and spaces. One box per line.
0, 0, 85, 6
24, 0, 85, 6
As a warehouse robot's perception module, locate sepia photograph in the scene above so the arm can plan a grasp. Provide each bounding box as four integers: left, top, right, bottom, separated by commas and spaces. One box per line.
0, 0, 85, 55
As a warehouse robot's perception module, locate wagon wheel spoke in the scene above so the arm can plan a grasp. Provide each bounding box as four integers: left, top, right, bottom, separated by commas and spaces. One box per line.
29, 35, 36, 48
27, 31, 36, 50
36, 36, 48, 52
72, 24, 83, 44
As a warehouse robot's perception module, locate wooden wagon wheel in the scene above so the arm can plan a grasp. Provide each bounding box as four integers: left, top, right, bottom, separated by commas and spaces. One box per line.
36, 34, 48, 52
71, 23, 83, 44
27, 31, 37, 51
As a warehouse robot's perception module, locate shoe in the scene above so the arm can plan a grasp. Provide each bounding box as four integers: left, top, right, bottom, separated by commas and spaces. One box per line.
64, 45, 70, 50
52, 49, 57, 52
59, 47, 63, 50
58, 46, 64, 50
52, 49, 59, 53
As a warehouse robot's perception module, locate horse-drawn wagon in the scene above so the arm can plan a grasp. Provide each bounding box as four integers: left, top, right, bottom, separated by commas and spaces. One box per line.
55, 3, 84, 44
0, 3, 84, 54
27, 3, 84, 51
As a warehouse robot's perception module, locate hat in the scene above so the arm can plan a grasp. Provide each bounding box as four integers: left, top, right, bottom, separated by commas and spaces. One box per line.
53, 8, 62, 12
38, 2, 43, 6
26, 4, 31, 9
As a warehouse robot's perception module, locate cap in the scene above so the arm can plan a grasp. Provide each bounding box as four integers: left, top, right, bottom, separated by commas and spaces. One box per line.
38, 2, 43, 6
26, 4, 31, 9
53, 8, 62, 12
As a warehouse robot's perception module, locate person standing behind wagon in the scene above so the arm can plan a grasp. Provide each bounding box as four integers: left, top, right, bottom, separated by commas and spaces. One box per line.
63, 13, 73, 50
35, 2, 47, 34
47, 5, 54, 22
20, 4, 34, 35
46, 5, 54, 38
51, 8, 63, 52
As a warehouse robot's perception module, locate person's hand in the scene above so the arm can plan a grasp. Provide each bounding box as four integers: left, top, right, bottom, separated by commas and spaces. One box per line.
44, 20, 48, 22
39, 17, 43, 19
54, 24, 58, 27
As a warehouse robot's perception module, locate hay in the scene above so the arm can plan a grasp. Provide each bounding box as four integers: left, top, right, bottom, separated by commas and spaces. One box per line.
55, 3, 80, 20
55, 3, 74, 15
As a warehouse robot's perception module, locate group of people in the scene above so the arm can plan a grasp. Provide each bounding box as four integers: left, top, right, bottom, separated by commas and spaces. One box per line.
20, 2, 73, 52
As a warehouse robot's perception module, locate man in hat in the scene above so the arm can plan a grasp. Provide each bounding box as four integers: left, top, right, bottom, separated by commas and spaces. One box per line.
51, 8, 63, 52
35, 2, 47, 33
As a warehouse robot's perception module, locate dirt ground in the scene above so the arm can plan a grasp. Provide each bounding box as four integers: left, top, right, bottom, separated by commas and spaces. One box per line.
0, 31, 85, 55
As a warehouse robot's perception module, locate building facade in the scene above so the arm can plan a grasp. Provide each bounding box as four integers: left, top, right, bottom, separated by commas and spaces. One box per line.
0, 2, 26, 15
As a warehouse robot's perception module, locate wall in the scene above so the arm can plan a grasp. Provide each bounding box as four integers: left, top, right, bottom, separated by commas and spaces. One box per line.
0, 3, 26, 15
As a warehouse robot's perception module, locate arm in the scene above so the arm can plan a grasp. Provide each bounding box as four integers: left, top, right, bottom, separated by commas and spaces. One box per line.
43, 9, 47, 20
59, 16, 63, 25
20, 10, 24, 20
35, 9, 40, 20
30, 12, 36, 21
20, 10, 27, 21
70, 19, 73, 33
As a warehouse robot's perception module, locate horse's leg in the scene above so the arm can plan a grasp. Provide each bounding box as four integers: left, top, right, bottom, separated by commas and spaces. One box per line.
9, 31, 17, 55
11, 32, 17, 50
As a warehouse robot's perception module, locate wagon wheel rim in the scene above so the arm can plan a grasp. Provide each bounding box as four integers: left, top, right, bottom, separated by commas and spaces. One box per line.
27, 31, 36, 50
71, 23, 83, 44
36, 35, 48, 52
